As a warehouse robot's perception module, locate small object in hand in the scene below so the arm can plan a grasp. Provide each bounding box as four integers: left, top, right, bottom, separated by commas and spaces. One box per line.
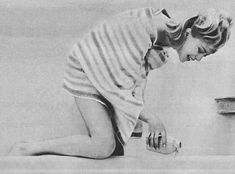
146, 136, 182, 155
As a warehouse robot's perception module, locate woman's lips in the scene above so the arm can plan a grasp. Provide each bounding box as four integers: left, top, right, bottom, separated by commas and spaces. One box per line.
186, 55, 196, 61
186, 55, 191, 61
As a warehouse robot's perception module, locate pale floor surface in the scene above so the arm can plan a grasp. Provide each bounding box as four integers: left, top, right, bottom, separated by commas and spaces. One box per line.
0, 139, 234, 173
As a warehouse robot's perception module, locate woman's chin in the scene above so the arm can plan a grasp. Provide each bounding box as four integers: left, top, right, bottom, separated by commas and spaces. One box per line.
177, 53, 185, 63
179, 57, 186, 63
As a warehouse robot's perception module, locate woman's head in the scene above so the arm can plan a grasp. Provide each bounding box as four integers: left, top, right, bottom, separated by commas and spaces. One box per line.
166, 9, 233, 62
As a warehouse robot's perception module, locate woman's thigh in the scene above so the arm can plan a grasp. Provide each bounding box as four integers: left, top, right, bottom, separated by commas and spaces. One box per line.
74, 97, 115, 140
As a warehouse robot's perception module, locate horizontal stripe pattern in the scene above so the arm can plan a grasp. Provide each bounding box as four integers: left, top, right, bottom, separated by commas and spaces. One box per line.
63, 7, 166, 144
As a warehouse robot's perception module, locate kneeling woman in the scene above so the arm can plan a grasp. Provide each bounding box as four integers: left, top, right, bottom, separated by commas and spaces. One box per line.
9, 7, 232, 158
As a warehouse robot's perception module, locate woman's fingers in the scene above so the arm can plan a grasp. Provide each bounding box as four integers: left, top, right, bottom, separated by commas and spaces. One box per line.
149, 133, 155, 148
147, 133, 157, 148
147, 131, 168, 149
146, 133, 151, 146
147, 132, 164, 149
160, 131, 167, 148
157, 133, 162, 149
153, 133, 159, 149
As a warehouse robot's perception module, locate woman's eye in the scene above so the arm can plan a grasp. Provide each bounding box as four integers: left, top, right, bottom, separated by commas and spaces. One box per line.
198, 47, 208, 56
198, 47, 203, 53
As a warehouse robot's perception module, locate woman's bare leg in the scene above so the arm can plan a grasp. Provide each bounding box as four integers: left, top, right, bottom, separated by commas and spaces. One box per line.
8, 97, 116, 159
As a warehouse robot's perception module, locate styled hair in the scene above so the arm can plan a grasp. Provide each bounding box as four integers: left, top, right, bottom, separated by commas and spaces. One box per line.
166, 9, 233, 53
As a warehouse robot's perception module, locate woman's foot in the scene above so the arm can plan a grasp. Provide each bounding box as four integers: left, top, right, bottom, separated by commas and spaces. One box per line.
8, 142, 32, 156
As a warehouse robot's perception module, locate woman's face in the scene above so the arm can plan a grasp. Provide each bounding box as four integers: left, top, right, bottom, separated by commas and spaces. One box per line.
176, 30, 212, 63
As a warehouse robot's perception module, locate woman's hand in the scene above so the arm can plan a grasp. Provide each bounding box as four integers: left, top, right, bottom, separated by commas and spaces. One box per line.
139, 108, 167, 149
139, 108, 181, 154
146, 117, 182, 154
146, 116, 167, 149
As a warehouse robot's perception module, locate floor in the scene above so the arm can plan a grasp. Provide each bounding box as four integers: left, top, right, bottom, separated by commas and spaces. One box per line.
0, 145, 234, 174
0, 0, 235, 173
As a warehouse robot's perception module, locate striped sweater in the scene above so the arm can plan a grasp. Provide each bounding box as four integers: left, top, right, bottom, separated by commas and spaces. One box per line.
63, 7, 169, 144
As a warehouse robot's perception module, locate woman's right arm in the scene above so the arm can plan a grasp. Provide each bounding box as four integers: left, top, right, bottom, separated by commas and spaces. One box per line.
139, 108, 167, 149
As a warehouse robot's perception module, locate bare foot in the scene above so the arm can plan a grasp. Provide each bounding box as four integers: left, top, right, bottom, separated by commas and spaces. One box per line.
8, 142, 32, 156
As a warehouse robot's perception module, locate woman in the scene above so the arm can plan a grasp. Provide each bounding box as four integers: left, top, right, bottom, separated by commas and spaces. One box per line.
9, 7, 232, 158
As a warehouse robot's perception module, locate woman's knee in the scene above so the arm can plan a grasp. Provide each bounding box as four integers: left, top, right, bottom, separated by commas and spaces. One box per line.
74, 97, 117, 158
93, 134, 116, 159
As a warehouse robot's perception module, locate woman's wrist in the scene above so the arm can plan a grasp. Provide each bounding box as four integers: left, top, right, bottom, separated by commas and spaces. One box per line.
139, 108, 156, 123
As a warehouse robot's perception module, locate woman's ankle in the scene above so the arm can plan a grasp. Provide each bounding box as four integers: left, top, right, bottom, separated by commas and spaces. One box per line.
8, 141, 35, 156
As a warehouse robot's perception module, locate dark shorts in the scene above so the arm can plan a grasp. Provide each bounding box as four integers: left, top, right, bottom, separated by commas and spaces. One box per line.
111, 135, 124, 156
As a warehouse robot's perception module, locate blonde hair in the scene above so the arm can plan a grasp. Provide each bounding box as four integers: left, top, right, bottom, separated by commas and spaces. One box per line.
166, 9, 233, 53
